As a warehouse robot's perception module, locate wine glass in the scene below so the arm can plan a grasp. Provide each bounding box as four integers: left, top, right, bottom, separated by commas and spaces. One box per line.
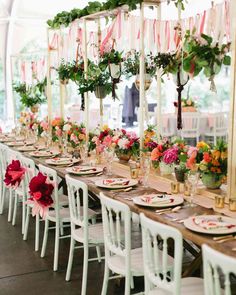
140, 156, 151, 187
186, 170, 199, 207
104, 148, 114, 176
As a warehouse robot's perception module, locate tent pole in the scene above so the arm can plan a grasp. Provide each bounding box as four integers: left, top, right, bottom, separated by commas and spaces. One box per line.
46, 28, 53, 126
82, 19, 89, 144
156, 3, 162, 140
139, 3, 145, 150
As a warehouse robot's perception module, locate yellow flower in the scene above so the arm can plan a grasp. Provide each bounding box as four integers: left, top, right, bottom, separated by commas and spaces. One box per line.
212, 150, 221, 160
197, 141, 209, 149
199, 163, 207, 171
103, 124, 109, 131
79, 134, 86, 140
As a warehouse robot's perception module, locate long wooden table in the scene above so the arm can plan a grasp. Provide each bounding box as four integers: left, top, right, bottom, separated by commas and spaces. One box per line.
6, 145, 236, 264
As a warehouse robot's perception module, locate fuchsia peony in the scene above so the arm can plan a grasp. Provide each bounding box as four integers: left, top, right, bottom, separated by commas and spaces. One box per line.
162, 146, 179, 165
4, 160, 26, 188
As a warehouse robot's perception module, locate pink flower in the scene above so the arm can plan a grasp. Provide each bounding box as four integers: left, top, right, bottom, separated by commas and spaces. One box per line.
70, 133, 78, 144
103, 135, 113, 147
162, 147, 178, 165
55, 126, 62, 137
40, 121, 49, 131
187, 146, 198, 159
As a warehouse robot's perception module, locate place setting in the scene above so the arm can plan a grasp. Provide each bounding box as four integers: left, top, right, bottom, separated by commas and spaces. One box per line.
66, 165, 104, 175
95, 178, 138, 190
28, 150, 61, 158
45, 157, 81, 167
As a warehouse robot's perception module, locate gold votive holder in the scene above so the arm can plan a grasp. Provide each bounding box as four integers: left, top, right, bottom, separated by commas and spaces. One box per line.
129, 161, 139, 179
171, 181, 180, 194
214, 195, 225, 209
229, 198, 236, 211
184, 181, 191, 196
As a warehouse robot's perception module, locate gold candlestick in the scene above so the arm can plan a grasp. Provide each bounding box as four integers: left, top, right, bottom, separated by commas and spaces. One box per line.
229, 198, 236, 211
215, 195, 225, 209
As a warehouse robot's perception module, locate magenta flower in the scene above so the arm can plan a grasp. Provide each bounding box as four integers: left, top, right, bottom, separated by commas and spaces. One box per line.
162, 146, 178, 165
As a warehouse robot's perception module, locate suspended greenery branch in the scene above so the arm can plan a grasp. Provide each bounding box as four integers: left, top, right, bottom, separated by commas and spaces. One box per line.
167, 0, 188, 10
13, 78, 47, 108
47, 0, 142, 29
183, 30, 231, 92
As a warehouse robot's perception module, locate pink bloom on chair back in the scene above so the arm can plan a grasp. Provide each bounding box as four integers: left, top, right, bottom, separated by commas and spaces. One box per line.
28, 172, 54, 219
4, 160, 26, 188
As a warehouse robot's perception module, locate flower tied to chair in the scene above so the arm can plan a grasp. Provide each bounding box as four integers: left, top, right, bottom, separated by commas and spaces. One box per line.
28, 172, 54, 219
4, 160, 26, 189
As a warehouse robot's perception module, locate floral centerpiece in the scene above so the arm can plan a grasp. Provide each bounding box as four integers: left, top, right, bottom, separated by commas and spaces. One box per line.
174, 97, 197, 112
64, 122, 86, 148
51, 117, 65, 142
186, 141, 210, 171
92, 126, 115, 154
143, 125, 158, 153
172, 138, 189, 182
150, 138, 174, 174
113, 129, 139, 162
199, 140, 227, 189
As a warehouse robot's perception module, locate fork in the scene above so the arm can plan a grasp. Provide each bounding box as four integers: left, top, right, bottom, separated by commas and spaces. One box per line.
216, 236, 236, 244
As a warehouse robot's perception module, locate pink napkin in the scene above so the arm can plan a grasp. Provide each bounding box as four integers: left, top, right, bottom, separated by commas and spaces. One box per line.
103, 179, 130, 186
193, 217, 236, 230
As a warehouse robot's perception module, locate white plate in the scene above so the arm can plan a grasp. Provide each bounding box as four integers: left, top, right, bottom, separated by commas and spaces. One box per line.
184, 215, 236, 235
0, 137, 13, 142
66, 166, 103, 175
133, 195, 183, 208
45, 157, 81, 166
29, 151, 60, 158
17, 146, 36, 152
95, 178, 138, 189
6, 141, 26, 146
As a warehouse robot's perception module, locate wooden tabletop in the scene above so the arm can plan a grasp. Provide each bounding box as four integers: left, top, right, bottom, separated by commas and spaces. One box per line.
8, 146, 236, 258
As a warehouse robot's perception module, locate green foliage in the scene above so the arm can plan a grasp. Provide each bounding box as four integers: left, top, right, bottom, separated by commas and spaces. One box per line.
123, 50, 156, 78
78, 61, 112, 97
154, 52, 179, 75
99, 49, 123, 70
183, 30, 231, 78
47, 0, 142, 29
57, 60, 85, 83
13, 78, 47, 108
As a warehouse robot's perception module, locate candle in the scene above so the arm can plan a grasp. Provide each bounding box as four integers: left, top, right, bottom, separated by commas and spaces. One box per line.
171, 181, 180, 194
229, 198, 236, 211
215, 195, 225, 209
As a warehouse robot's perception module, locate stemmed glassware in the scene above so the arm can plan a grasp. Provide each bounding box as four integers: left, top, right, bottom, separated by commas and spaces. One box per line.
104, 147, 114, 176
185, 170, 199, 207
140, 155, 151, 187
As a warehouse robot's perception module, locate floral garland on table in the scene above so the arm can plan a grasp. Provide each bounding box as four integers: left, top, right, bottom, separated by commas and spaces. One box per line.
4, 160, 26, 188
91, 126, 115, 154
28, 172, 54, 219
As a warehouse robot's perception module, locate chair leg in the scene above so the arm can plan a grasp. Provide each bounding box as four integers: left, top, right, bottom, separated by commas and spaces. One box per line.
23, 205, 30, 241
0, 185, 6, 214
95, 245, 102, 263
22, 195, 26, 235
65, 238, 75, 281
53, 223, 60, 271
81, 243, 89, 295
101, 262, 109, 295
125, 274, 131, 295
130, 275, 134, 289
35, 214, 40, 252
12, 193, 18, 226
8, 189, 13, 222
60, 220, 64, 236
41, 219, 49, 258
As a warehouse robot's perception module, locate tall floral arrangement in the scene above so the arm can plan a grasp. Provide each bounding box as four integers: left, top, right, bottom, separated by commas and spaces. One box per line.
113, 129, 140, 158
150, 139, 173, 168
91, 126, 115, 154
64, 122, 86, 148
51, 117, 65, 142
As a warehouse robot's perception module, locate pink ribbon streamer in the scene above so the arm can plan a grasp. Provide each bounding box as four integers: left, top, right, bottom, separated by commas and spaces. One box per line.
199, 11, 206, 34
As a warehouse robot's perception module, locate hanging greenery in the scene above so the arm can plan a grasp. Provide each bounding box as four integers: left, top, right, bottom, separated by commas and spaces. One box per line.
13, 78, 47, 108
47, 0, 142, 29
123, 50, 156, 78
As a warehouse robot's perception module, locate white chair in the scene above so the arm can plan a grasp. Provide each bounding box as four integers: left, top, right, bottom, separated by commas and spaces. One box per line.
20, 156, 41, 251
65, 175, 103, 295
161, 114, 175, 138
202, 244, 236, 295
100, 192, 144, 295
181, 112, 200, 143
0, 143, 8, 215
204, 112, 228, 145
140, 213, 204, 295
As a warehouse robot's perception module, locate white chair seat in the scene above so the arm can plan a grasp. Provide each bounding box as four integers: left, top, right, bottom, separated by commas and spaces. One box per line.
107, 247, 145, 276
148, 277, 204, 295
58, 194, 69, 206
73, 223, 104, 244
47, 206, 97, 223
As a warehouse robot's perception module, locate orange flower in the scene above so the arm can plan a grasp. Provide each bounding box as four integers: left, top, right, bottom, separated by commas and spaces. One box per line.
79, 134, 86, 140
203, 152, 211, 163
211, 159, 220, 166
212, 150, 221, 160
197, 141, 209, 149
151, 147, 162, 161
221, 151, 227, 160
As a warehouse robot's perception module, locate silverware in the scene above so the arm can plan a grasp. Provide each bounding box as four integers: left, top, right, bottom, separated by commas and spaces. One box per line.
213, 235, 234, 241
156, 206, 182, 215
216, 236, 236, 244
113, 187, 133, 193
232, 248, 236, 251
95, 172, 103, 176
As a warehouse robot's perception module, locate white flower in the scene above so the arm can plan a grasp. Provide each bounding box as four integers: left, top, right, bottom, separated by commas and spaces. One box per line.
118, 138, 130, 149
63, 124, 71, 132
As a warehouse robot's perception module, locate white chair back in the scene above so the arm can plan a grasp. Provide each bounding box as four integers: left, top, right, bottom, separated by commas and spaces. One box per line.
203, 244, 236, 295
20, 156, 37, 196
214, 112, 228, 136
0, 143, 8, 175
181, 112, 200, 141
65, 175, 88, 238
161, 114, 174, 138
38, 164, 59, 214
100, 192, 131, 266
140, 213, 182, 295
